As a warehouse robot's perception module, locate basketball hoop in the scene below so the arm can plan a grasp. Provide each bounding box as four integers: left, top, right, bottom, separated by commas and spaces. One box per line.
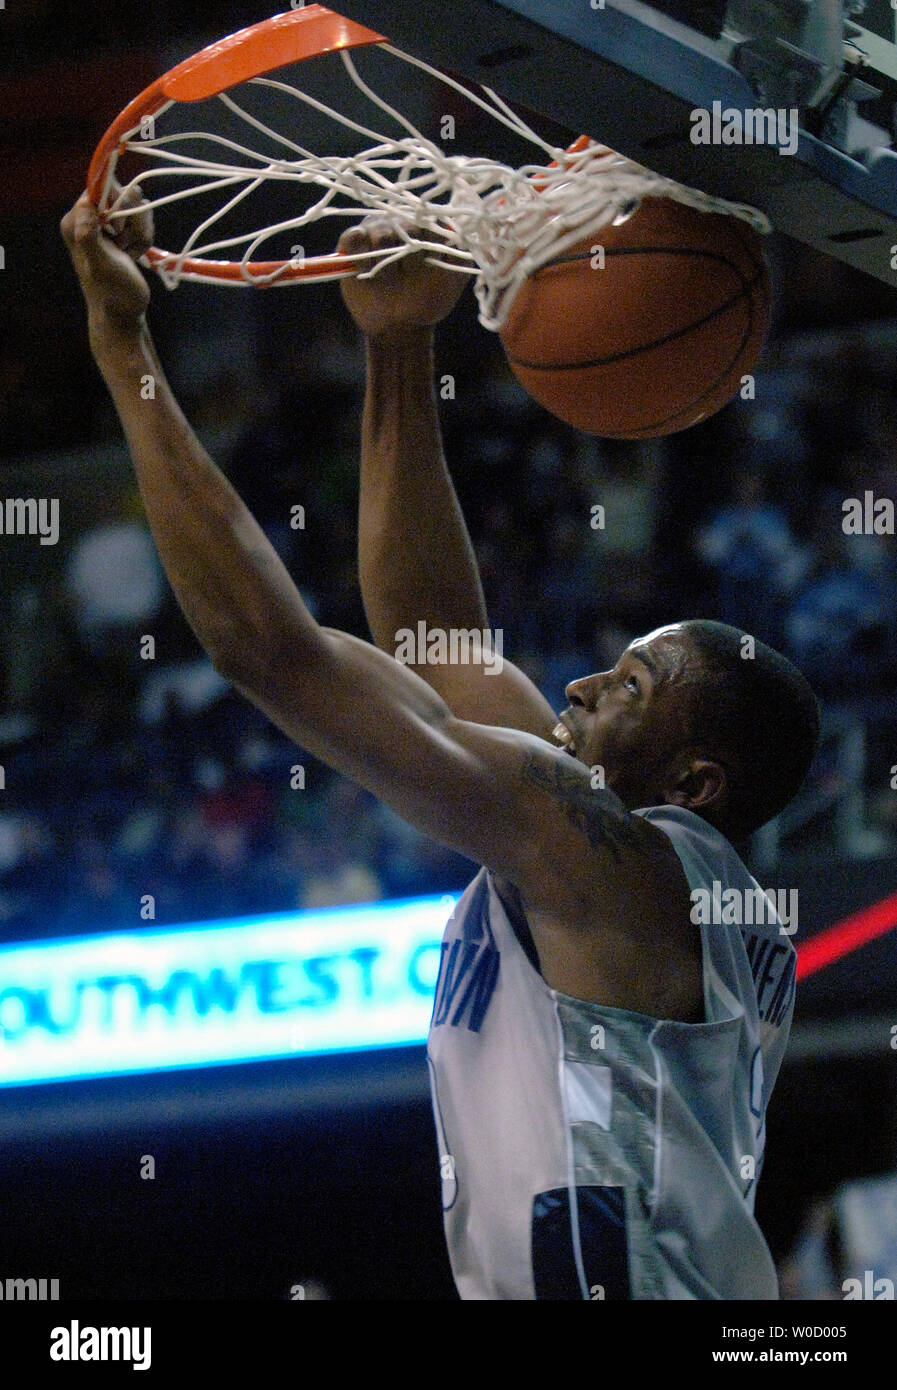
87, 4, 771, 331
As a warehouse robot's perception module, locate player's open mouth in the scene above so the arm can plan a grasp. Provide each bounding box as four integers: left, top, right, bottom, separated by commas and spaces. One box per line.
552, 721, 579, 757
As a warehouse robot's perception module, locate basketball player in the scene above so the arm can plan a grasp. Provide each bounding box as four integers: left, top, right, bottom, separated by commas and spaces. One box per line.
62, 192, 818, 1300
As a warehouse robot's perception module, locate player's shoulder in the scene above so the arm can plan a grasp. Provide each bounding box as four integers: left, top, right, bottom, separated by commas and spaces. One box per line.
633, 803, 760, 897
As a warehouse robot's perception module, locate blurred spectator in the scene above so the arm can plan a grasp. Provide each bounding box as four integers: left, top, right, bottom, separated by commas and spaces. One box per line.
696, 465, 810, 644
300, 837, 382, 909
0, 813, 63, 937
778, 1172, 897, 1299
64, 489, 165, 658
785, 494, 897, 693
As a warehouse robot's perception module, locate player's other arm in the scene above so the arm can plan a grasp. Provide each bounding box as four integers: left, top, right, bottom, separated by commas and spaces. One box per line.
339, 220, 557, 741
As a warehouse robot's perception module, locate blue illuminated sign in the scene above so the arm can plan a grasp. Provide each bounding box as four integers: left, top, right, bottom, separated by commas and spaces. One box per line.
0, 894, 457, 1087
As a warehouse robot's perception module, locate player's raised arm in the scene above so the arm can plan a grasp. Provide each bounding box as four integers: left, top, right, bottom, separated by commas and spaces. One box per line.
60, 192, 687, 981
339, 219, 558, 741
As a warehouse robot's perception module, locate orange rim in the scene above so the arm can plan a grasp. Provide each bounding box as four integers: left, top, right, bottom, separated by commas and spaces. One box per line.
87, 5, 387, 285
530, 134, 597, 190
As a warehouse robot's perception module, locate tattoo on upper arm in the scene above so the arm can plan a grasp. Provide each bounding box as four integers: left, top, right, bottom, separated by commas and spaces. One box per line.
521, 750, 643, 861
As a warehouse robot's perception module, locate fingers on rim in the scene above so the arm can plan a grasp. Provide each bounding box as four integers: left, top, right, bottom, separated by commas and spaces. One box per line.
61, 191, 100, 243
114, 184, 147, 210
368, 221, 405, 251
338, 227, 369, 254
73, 201, 101, 241
339, 217, 407, 256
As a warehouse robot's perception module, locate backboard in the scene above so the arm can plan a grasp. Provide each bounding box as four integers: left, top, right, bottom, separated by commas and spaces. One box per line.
344, 0, 897, 286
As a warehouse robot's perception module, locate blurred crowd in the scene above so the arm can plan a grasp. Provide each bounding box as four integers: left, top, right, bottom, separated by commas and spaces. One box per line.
1, 297, 897, 941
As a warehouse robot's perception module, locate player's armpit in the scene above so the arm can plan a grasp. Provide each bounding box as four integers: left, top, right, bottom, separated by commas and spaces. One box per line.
516, 747, 694, 933
519, 749, 645, 863
511, 753, 701, 1016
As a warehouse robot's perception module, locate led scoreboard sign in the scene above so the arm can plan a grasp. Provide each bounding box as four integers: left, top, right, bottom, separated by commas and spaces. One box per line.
4, 876, 895, 1088
0, 895, 456, 1087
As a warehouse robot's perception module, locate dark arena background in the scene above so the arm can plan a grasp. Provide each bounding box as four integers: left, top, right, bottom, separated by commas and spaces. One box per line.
1, 0, 897, 1339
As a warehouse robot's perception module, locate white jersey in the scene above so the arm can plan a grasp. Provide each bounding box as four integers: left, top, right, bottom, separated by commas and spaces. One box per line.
426, 805, 796, 1300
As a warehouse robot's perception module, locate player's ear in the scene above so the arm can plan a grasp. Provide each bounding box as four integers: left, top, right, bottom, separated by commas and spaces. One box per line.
663, 756, 727, 816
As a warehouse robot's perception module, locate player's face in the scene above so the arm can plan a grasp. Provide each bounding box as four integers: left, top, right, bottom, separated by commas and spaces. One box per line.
555, 625, 699, 807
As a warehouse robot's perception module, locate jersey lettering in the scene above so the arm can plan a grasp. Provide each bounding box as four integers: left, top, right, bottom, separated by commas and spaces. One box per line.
432, 937, 499, 1031
741, 930, 796, 1026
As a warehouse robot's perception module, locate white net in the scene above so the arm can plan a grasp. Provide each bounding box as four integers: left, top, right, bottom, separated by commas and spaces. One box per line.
103, 42, 771, 331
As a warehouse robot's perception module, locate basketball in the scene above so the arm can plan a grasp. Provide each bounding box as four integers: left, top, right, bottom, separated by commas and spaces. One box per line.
498, 196, 772, 438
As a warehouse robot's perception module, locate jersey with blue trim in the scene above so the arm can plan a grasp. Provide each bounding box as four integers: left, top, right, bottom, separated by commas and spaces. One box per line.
426, 805, 796, 1300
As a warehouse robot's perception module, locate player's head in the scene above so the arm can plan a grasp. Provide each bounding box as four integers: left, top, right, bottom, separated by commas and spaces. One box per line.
559, 620, 819, 839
